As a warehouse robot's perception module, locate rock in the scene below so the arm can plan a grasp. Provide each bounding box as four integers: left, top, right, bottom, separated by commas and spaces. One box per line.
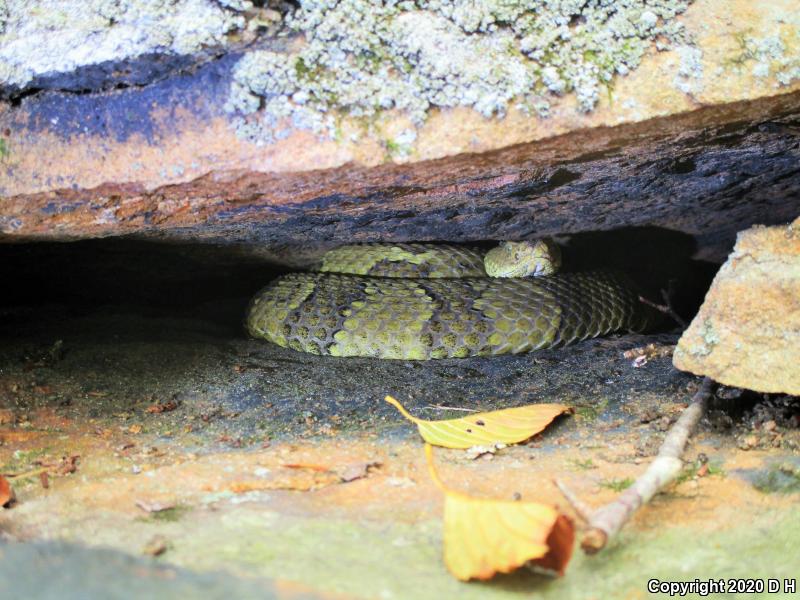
674, 217, 800, 394
0, 0, 799, 262
0, 0, 254, 97
2, 92, 800, 266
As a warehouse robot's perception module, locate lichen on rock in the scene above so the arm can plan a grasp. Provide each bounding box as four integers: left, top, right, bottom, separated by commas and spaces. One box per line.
0, 0, 249, 91
729, 30, 800, 87
673, 217, 800, 396
673, 44, 703, 95
226, 0, 694, 144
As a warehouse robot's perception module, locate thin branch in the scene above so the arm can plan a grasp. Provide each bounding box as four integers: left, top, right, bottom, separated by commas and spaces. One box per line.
556, 377, 716, 554
3, 467, 49, 480
553, 479, 593, 523
638, 293, 688, 329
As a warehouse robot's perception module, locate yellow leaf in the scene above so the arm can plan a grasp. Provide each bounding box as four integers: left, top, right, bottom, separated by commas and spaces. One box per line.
385, 396, 571, 449
425, 444, 574, 580
0, 475, 15, 508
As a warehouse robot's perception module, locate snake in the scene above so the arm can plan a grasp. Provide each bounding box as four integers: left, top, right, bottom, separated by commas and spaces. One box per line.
245, 241, 655, 359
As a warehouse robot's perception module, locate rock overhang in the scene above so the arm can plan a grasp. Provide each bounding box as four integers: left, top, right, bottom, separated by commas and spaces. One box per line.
0, 0, 798, 266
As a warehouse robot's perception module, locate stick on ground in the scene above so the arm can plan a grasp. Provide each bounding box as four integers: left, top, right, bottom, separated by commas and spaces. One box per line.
556, 377, 716, 553
638, 292, 688, 329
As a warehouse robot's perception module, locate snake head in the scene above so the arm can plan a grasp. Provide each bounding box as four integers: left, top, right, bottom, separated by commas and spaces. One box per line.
484, 240, 562, 278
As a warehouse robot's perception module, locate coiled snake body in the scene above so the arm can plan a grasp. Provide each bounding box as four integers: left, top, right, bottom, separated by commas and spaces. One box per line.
246, 242, 654, 359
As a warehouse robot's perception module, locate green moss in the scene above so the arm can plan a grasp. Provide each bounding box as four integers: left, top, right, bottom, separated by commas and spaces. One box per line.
567, 458, 596, 471
164, 506, 800, 598
604, 80, 615, 107
383, 138, 412, 161
725, 29, 759, 67
1, 447, 51, 473
751, 462, 800, 494
138, 504, 190, 523
675, 461, 726, 485
574, 398, 609, 420
294, 56, 310, 78
600, 477, 635, 492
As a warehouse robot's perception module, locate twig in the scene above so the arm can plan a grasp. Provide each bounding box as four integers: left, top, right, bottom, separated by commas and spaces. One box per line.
553, 479, 593, 523
638, 292, 688, 329
557, 377, 716, 554
3, 467, 49, 480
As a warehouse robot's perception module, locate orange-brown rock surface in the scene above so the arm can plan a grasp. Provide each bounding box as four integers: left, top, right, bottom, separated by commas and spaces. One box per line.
0, 0, 799, 262
674, 217, 800, 394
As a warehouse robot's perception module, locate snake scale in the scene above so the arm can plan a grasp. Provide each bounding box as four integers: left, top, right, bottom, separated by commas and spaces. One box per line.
246, 242, 655, 359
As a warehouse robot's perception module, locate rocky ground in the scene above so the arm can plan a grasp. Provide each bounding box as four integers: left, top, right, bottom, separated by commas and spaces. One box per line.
1, 1, 799, 596
0, 241, 798, 599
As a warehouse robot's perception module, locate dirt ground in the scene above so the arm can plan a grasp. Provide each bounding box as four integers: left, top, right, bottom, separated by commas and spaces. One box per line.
0, 297, 798, 599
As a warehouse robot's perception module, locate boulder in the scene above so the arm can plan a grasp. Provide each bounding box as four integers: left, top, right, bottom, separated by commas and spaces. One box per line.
673, 217, 800, 394
1, 0, 800, 263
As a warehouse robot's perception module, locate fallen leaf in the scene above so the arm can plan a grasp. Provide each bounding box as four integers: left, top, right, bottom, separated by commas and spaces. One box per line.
32, 455, 80, 476
56, 455, 80, 475
0, 475, 16, 508
386, 396, 571, 449
338, 461, 382, 482
623, 343, 674, 368
142, 535, 169, 556
128, 424, 143, 434
465, 443, 506, 460
145, 400, 178, 414
425, 444, 573, 580
0, 410, 15, 425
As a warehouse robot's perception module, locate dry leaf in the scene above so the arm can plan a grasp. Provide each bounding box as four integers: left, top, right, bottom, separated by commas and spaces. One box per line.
51, 455, 80, 475
0, 410, 15, 425
425, 444, 573, 580
0, 475, 16, 508
386, 396, 571, 449
465, 443, 505, 460
145, 400, 178, 414
338, 461, 382, 482
142, 535, 169, 556
623, 343, 674, 368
